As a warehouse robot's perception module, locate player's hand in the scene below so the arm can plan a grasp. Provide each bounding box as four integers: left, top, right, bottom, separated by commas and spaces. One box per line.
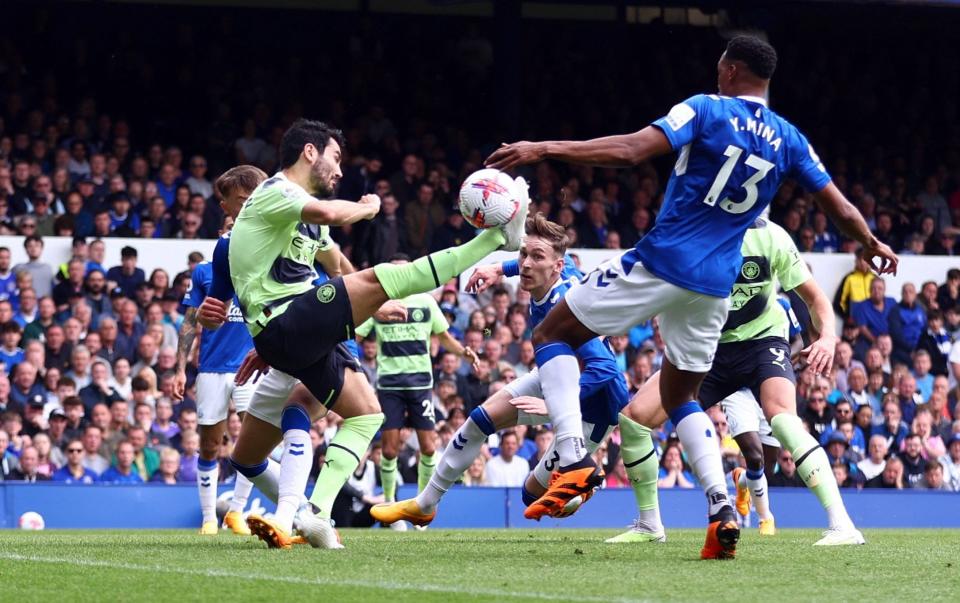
465, 264, 503, 294
373, 300, 407, 323
463, 347, 481, 372
197, 297, 228, 330
485, 141, 546, 171
172, 369, 187, 402
801, 335, 837, 377
862, 242, 899, 276
359, 194, 381, 219
235, 349, 270, 385
509, 396, 548, 416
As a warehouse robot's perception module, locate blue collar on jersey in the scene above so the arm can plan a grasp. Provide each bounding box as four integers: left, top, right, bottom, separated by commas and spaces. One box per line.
532, 276, 565, 307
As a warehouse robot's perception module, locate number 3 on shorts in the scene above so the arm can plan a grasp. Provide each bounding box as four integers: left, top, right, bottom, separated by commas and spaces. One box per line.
421, 398, 436, 423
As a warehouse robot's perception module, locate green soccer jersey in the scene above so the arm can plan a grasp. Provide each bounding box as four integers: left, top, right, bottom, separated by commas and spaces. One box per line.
228, 172, 333, 334
355, 293, 448, 390
720, 219, 811, 344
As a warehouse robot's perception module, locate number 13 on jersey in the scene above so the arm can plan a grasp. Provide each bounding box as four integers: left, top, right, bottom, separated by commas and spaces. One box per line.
703, 144, 775, 214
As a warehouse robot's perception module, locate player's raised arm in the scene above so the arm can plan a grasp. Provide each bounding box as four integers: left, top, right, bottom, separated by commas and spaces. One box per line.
813, 182, 898, 275
300, 194, 380, 226
485, 126, 673, 170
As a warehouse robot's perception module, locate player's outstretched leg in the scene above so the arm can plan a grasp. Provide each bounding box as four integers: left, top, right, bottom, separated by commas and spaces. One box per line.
347, 181, 528, 329
606, 414, 665, 543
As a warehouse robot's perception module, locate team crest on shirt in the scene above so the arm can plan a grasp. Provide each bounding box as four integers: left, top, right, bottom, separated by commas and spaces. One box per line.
741, 261, 761, 280
411, 308, 424, 322
317, 284, 336, 303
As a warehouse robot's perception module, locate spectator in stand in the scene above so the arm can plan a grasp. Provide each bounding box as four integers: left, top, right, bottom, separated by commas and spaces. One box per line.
802, 390, 833, 441
0, 322, 25, 371
81, 425, 110, 474
657, 442, 696, 489
899, 433, 927, 488
405, 183, 445, 256
463, 356, 491, 411
832, 249, 874, 318
857, 434, 888, 481
832, 342, 864, 394
107, 246, 146, 299
940, 433, 960, 491
98, 440, 143, 483
896, 373, 923, 426
888, 283, 926, 366
123, 425, 159, 481
52, 259, 86, 311
911, 349, 935, 401
917, 459, 949, 490
937, 269, 960, 311
8, 445, 48, 482
185, 155, 213, 199
52, 439, 98, 483
178, 429, 200, 482
13, 287, 38, 328
150, 447, 182, 484
13, 236, 53, 299
851, 278, 896, 359
873, 399, 909, 452
864, 455, 903, 489
114, 300, 145, 363
483, 430, 529, 487
916, 309, 951, 377
61, 396, 85, 441
909, 407, 945, 459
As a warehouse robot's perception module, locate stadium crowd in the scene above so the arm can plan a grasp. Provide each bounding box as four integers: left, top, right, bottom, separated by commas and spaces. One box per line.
1, 7, 960, 522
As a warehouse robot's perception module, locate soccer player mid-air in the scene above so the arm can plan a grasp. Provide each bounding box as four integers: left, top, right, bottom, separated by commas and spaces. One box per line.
173, 166, 267, 536
371, 214, 662, 541
354, 254, 480, 530
486, 35, 896, 558
201, 118, 528, 548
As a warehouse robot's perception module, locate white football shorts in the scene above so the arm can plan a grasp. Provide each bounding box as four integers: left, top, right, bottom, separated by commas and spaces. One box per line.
565, 253, 728, 373
720, 388, 780, 448
245, 368, 300, 428
195, 372, 255, 426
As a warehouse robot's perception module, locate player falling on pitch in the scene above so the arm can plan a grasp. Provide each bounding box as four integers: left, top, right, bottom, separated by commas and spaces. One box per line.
173, 166, 267, 536
485, 35, 896, 558
371, 213, 662, 541
607, 218, 866, 546
201, 118, 529, 549
354, 254, 480, 530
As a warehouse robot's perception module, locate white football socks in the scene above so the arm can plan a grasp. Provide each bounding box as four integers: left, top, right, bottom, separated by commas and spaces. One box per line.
417, 417, 487, 512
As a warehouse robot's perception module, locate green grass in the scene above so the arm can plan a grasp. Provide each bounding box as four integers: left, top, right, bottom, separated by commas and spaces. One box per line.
1, 529, 958, 602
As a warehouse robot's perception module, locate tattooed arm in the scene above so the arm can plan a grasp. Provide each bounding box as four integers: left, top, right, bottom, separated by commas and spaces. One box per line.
173, 307, 199, 401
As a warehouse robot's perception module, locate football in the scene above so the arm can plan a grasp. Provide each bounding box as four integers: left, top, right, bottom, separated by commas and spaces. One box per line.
18, 511, 45, 531
458, 168, 521, 229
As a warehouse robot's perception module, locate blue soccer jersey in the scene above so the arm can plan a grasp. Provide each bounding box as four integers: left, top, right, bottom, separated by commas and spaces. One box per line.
184, 260, 253, 374
522, 258, 628, 428
630, 94, 831, 298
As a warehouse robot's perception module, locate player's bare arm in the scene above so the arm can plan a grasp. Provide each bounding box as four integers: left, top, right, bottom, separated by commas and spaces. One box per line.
437, 330, 480, 371
793, 278, 837, 376
300, 194, 380, 226
485, 126, 673, 170
315, 247, 344, 278
173, 307, 199, 401
814, 182, 898, 275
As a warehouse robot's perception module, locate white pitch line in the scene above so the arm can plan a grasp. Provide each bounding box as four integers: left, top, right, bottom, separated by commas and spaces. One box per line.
0, 552, 646, 603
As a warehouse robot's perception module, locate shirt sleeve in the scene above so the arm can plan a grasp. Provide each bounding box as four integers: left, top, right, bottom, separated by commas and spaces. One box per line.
316, 225, 335, 252
501, 259, 519, 278
208, 237, 235, 302
354, 317, 374, 338
650, 94, 709, 151
182, 265, 208, 308
428, 296, 449, 335
257, 182, 311, 226
771, 225, 811, 291
789, 130, 832, 193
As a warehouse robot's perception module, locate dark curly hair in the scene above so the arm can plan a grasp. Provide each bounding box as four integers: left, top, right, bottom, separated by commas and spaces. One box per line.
725, 35, 778, 79
279, 119, 346, 169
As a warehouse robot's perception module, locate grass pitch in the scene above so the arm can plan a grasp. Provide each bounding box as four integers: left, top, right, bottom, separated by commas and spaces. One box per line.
1, 528, 958, 602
